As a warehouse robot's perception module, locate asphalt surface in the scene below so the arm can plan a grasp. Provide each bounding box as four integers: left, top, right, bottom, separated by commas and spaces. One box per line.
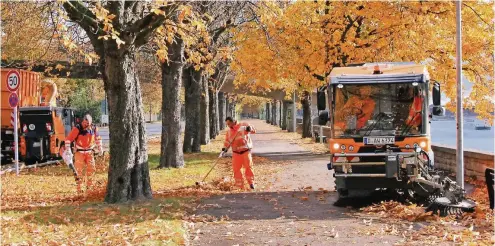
97, 122, 165, 145
98, 121, 186, 146
192, 120, 405, 246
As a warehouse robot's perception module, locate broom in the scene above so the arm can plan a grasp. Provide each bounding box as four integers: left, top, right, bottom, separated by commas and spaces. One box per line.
195, 130, 243, 187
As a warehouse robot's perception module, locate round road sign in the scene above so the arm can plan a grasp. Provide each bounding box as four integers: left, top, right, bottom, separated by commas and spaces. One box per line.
6, 70, 20, 92
8, 93, 19, 108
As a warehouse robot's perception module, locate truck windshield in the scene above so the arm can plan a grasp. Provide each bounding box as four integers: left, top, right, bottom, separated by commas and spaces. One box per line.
332, 83, 427, 138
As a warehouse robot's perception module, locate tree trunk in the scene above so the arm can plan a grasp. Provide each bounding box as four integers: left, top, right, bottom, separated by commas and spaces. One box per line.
271, 100, 279, 126
159, 36, 185, 168
218, 92, 226, 130
104, 53, 152, 203
232, 102, 236, 120
279, 101, 282, 126
266, 102, 270, 123
183, 67, 202, 153
149, 103, 152, 122
225, 96, 231, 117
200, 75, 210, 145
209, 87, 219, 139
281, 101, 288, 130
302, 91, 313, 138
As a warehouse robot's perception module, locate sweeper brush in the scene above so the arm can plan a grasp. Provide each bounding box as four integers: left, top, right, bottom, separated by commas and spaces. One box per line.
408, 157, 476, 217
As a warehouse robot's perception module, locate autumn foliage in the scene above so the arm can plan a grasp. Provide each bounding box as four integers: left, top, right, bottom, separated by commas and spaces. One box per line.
232, 1, 494, 121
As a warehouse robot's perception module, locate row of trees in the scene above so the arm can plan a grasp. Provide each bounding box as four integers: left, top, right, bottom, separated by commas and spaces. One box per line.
2, 1, 259, 203
2, 1, 493, 203
231, 1, 494, 137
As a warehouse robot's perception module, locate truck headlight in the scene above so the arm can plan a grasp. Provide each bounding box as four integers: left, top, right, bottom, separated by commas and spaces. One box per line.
340, 144, 346, 150
333, 143, 340, 150
420, 141, 427, 148
348, 145, 354, 151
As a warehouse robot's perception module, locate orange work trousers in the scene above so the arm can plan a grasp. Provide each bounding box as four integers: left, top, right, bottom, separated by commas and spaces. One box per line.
74, 151, 95, 192
232, 151, 254, 188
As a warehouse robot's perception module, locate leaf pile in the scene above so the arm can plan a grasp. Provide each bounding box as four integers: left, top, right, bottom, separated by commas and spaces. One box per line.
359, 182, 494, 245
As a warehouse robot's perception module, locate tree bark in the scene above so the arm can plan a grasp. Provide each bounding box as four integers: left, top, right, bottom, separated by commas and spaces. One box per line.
225, 96, 231, 118
279, 101, 283, 126
209, 86, 219, 139
271, 100, 279, 126
183, 67, 202, 153
218, 92, 226, 130
104, 52, 152, 203
159, 36, 185, 168
61, 1, 172, 204
200, 75, 210, 145
228, 101, 235, 120
266, 102, 271, 123
281, 101, 288, 130
302, 91, 313, 138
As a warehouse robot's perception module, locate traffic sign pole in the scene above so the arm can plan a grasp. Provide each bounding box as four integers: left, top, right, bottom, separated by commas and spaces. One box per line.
6, 70, 21, 176
14, 106, 19, 176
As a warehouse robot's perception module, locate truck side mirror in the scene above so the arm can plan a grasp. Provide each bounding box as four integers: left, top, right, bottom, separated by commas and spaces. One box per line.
317, 87, 326, 111
318, 111, 329, 125
432, 82, 444, 116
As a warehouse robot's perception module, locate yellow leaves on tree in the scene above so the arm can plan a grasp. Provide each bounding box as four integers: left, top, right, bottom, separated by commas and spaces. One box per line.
153, 3, 212, 72
232, 1, 494, 122
1, 2, 67, 63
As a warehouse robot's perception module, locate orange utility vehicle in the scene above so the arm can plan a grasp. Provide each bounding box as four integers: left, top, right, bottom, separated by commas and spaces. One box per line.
317, 63, 475, 215
1, 69, 40, 163
19, 81, 76, 164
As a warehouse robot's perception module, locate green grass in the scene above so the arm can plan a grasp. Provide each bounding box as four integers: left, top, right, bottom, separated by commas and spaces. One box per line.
1, 149, 227, 245
148, 152, 226, 191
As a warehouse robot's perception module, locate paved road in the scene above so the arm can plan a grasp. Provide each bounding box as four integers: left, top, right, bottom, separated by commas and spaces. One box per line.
431, 120, 494, 153
192, 120, 405, 246
98, 122, 185, 146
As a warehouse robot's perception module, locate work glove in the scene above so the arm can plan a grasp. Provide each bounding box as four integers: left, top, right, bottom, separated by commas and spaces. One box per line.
239, 126, 247, 131
63, 149, 73, 165
246, 126, 251, 132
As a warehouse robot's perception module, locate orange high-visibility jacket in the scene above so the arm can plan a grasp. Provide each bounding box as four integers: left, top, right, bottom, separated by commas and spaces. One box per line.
355, 98, 376, 130
224, 122, 256, 153
407, 96, 424, 126
65, 125, 101, 150
335, 97, 375, 130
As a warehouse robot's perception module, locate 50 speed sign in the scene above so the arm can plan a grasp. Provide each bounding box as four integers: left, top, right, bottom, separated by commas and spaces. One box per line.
6, 70, 20, 92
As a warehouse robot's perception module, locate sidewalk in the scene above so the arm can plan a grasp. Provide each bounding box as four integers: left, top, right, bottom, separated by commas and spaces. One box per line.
191, 119, 403, 246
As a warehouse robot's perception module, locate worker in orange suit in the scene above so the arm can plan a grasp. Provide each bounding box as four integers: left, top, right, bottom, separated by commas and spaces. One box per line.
406, 87, 424, 132
222, 117, 256, 190
335, 86, 376, 131
63, 114, 102, 193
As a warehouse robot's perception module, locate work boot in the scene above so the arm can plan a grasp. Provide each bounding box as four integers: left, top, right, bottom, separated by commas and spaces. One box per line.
249, 184, 255, 190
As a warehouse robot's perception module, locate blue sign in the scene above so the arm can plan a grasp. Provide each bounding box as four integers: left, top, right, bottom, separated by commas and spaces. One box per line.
8, 93, 18, 108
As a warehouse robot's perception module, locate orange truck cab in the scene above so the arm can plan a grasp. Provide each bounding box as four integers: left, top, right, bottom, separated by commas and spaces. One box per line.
19, 107, 76, 164
317, 63, 445, 199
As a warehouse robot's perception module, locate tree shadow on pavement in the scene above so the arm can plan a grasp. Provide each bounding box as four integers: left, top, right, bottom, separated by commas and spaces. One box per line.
193, 190, 399, 222
253, 152, 329, 161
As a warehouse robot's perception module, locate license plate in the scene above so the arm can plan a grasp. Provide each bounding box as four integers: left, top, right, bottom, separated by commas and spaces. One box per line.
33, 142, 41, 147
364, 136, 395, 145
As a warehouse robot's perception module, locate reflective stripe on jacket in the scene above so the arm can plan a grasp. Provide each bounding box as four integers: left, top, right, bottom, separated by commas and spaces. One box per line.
224, 122, 256, 152
65, 125, 101, 150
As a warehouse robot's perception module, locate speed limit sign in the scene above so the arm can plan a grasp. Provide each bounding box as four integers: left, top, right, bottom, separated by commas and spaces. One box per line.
6, 70, 20, 92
